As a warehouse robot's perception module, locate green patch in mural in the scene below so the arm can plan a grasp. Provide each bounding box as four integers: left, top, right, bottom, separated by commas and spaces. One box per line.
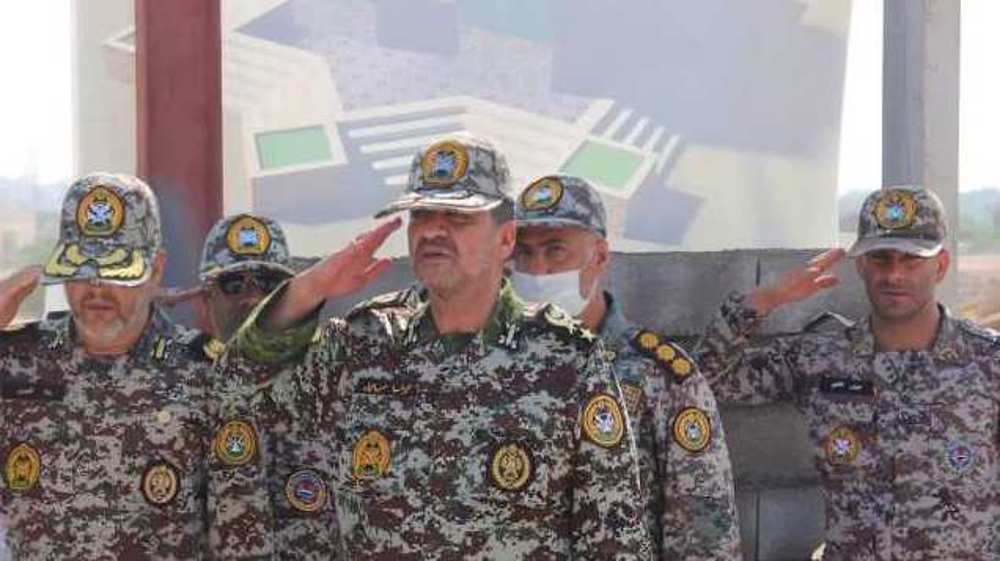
560, 141, 644, 192
256, 126, 333, 170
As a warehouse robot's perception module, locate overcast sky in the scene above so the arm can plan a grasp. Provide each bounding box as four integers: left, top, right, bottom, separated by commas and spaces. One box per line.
0, 1, 995, 192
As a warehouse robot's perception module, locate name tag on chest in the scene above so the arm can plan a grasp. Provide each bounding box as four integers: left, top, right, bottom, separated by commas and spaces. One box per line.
819, 376, 874, 397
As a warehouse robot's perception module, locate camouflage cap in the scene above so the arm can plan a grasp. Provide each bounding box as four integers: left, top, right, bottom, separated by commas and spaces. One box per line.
42, 172, 162, 287
199, 214, 294, 281
847, 185, 947, 257
515, 174, 607, 237
375, 135, 512, 218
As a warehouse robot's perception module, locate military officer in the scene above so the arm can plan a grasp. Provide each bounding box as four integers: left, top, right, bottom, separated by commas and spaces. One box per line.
224, 136, 653, 560
510, 174, 741, 560
694, 185, 1000, 560
195, 214, 339, 560
0, 173, 269, 560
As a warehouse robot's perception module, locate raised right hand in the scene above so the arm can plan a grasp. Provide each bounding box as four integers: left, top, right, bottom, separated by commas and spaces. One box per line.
750, 248, 845, 316
0, 266, 42, 329
264, 218, 402, 330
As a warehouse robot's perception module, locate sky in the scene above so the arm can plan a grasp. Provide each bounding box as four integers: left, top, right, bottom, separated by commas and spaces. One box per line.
0, 1, 996, 193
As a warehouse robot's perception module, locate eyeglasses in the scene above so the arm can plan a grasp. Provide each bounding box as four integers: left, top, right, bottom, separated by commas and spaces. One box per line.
214, 270, 289, 296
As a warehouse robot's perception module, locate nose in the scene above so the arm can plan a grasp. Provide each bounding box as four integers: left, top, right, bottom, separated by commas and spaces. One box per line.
517, 253, 549, 275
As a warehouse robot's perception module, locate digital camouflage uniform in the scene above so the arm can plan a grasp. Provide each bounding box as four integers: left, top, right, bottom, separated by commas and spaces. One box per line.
695, 186, 1000, 560
515, 175, 741, 560
223, 137, 652, 560
201, 214, 337, 561
0, 173, 270, 560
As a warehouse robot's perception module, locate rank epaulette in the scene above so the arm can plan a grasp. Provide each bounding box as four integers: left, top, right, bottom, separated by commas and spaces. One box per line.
630, 329, 696, 383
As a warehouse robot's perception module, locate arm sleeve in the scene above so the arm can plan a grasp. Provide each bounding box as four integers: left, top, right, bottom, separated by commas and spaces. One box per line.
571, 342, 655, 561
656, 364, 742, 561
692, 292, 800, 404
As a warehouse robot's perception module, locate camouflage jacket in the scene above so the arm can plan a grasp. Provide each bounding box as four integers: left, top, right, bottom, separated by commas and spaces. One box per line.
0, 309, 269, 560
211, 331, 340, 561
227, 281, 652, 561
598, 294, 741, 561
695, 293, 1000, 561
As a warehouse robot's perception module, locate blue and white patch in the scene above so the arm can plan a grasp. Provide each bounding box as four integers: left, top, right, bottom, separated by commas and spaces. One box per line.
945, 441, 975, 474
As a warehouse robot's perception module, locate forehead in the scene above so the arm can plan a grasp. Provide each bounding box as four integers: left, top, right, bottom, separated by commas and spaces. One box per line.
516, 225, 590, 246
408, 208, 490, 221
860, 248, 930, 260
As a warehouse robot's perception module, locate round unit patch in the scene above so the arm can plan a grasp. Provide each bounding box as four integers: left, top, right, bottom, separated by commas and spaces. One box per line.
582, 394, 625, 448
420, 140, 469, 187
945, 441, 975, 474
226, 215, 271, 256
353, 430, 391, 480
4, 443, 41, 492
825, 426, 861, 466
214, 420, 258, 467
490, 442, 533, 492
142, 462, 180, 506
520, 176, 564, 211
77, 186, 125, 237
285, 469, 329, 513
672, 407, 712, 453
873, 190, 917, 230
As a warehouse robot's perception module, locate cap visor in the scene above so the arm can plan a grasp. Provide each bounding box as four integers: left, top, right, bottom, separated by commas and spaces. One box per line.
516, 217, 605, 237
847, 237, 943, 258
41, 245, 155, 287
375, 192, 503, 218
199, 261, 296, 282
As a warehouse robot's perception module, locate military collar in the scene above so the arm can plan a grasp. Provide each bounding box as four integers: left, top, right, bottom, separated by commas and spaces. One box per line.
404, 279, 525, 350
848, 304, 966, 363
596, 291, 632, 341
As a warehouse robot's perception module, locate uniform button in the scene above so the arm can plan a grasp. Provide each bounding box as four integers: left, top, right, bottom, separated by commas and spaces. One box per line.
156, 410, 172, 424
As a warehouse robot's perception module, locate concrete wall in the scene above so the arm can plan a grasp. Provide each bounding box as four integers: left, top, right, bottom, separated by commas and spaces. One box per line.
323, 248, 871, 561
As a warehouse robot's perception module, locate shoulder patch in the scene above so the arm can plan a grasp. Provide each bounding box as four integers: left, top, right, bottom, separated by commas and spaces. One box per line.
958, 319, 1000, 345
803, 311, 855, 333
630, 329, 697, 383
346, 288, 420, 319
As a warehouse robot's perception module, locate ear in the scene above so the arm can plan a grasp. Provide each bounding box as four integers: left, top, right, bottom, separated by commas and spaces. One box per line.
592, 236, 610, 271
150, 251, 168, 285
497, 220, 517, 262
934, 249, 950, 282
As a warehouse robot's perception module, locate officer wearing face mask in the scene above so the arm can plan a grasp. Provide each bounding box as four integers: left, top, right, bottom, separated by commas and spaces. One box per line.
511, 174, 741, 561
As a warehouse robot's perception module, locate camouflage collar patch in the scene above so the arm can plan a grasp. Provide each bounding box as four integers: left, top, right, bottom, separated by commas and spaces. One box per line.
77, 185, 125, 237
520, 176, 564, 212
620, 383, 643, 415
226, 215, 272, 256
873, 189, 917, 230
421, 140, 470, 188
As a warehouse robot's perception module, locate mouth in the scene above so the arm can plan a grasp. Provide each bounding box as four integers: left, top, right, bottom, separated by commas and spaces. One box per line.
416, 246, 455, 262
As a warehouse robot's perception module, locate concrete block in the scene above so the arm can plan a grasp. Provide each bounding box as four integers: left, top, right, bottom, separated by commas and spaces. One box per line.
736, 490, 758, 561
720, 403, 818, 490
609, 250, 758, 337
756, 486, 825, 561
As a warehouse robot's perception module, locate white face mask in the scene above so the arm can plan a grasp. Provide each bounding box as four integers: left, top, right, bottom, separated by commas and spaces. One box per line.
510, 269, 596, 317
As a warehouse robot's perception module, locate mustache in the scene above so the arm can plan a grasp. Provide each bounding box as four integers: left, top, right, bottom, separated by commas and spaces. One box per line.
415, 238, 457, 256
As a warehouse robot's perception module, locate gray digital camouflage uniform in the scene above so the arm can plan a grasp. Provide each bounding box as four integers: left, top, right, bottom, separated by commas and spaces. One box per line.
0, 309, 270, 560
199, 213, 330, 560
696, 294, 1000, 560
599, 294, 741, 561
1, 172, 271, 560
515, 174, 742, 560
223, 281, 653, 561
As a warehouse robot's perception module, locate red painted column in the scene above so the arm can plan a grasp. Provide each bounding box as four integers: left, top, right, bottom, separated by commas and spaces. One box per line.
136, 0, 222, 292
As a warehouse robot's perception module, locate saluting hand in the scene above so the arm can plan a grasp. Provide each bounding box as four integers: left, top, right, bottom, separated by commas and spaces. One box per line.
750, 248, 845, 316
264, 217, 402, 330
0, 266, 42, 329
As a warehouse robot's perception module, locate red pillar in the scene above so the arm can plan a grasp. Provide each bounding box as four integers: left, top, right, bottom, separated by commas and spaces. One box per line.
136, 0, 222, 291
